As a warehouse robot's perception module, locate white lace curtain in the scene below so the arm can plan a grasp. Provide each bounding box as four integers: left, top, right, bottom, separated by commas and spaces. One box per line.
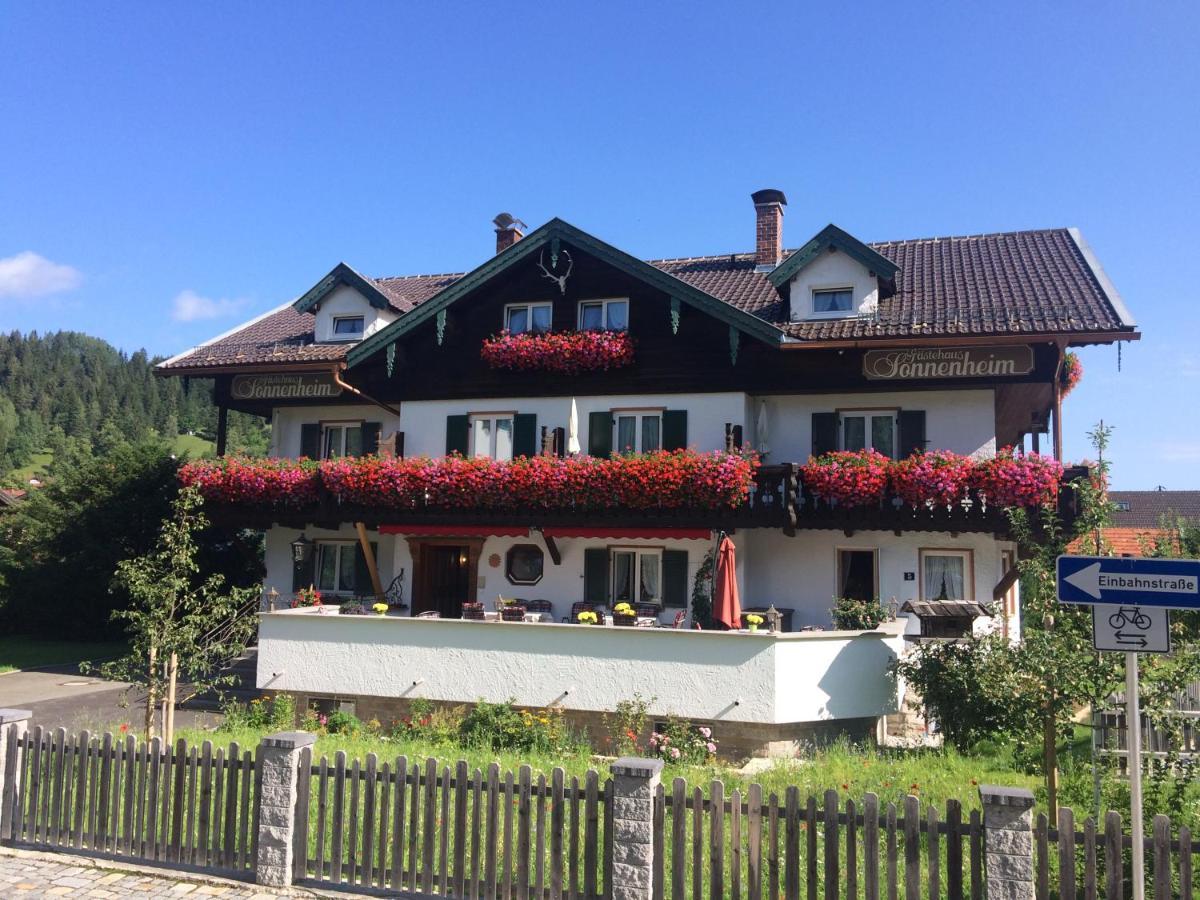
924, 554, 965, 601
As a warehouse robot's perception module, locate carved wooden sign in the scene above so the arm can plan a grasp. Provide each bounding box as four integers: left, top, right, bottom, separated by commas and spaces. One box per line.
862, 346, 1034, 381
230, 374, 343, 400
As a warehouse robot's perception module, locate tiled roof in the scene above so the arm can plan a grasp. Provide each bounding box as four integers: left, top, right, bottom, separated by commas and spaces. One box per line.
900, 600, 991, 618
160, 227, 1132, 372
1109, 491, 1200, 528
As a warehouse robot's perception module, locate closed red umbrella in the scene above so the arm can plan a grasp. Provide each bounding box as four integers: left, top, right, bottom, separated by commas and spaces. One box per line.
712, 535, 742, 630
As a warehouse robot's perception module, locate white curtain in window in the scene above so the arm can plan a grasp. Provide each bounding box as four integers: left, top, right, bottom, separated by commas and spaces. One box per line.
639, 554, 660, 602
471, 418, 491, 459
613, 552, 634, 603
495, 418, 513, 461
924, 554, 965, 601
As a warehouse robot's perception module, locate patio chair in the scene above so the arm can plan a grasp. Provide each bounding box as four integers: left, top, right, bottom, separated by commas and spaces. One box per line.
658, 609, 687, 629
634, 603, 663, 618
564, 601, 598, 623
523, 599, 553, 617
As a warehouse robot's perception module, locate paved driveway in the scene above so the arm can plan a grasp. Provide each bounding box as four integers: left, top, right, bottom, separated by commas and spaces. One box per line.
0, 667, 219, 734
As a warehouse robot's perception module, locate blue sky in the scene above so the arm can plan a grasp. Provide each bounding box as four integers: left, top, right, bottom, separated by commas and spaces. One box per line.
1, 1, 1197, 489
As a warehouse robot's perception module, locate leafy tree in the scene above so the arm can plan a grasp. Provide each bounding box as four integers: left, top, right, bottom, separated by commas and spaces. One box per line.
92, 486, 259, 740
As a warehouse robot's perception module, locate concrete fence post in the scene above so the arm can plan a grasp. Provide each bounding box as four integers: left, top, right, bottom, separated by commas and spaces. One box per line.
980, 785, 1036, 900
609, 757, 664, 900
0, 709, 31, 839
255, 730, 315, 887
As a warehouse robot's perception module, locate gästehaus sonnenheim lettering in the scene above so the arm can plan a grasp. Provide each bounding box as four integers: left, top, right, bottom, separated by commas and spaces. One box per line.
862, 346, 1034, 380
230, 374, 343, 400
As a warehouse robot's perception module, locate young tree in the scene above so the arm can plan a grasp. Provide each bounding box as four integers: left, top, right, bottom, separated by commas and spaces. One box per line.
93, 485, 259, 740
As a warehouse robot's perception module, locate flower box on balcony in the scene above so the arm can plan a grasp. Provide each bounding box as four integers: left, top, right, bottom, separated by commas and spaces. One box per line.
500, 606, 527, 622
481, 329, 635, 374
801, 450, 890, 506
462, 603, 486, 620
890, 450, 975, 509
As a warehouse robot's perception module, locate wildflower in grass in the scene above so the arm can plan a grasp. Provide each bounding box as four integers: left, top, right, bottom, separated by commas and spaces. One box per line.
119, 723, 129, 734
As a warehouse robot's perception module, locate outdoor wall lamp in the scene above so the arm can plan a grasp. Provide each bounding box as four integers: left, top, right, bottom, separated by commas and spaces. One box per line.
291, 533, 313, 564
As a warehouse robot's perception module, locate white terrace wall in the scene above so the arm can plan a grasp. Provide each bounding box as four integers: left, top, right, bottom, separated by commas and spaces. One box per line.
256, 611, 907, 726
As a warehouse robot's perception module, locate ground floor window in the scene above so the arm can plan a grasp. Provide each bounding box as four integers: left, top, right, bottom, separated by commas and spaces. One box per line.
920, 549, 973, 602
611, 548, 662, 604
837, 548, 878, 602
316, 542, 361, 595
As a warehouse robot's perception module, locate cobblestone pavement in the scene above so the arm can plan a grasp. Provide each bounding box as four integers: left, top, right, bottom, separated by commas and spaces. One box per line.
0, 849, 365, 899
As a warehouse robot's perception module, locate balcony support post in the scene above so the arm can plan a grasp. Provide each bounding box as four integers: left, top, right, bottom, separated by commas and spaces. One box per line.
355, 522, 385, 602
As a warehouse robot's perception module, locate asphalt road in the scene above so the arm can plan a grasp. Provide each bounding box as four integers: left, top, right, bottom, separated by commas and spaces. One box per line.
0, 666, 220, 734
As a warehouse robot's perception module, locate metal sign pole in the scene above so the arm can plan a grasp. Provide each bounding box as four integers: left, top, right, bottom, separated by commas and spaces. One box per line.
1127, 650, 1144, 900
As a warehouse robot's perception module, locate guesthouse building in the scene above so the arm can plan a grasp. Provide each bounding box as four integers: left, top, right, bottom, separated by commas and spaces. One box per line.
158, 190, 1137, 755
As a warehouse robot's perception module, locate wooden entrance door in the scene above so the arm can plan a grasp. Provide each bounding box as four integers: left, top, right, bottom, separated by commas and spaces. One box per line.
411, 540, 481, 618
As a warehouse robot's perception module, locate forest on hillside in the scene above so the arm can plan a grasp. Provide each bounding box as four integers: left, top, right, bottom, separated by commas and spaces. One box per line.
0, 331, 268, 482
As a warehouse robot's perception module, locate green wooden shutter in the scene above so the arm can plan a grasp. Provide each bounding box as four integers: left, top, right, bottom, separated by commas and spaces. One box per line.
898, 410, 927, 457
353, 541, 379, 595
588, 411, 613, 458
362, 422, 381, 456
300, 423, 321, 459
513, 413, 538, 458
811, 412, 838, 458
292, 545, 316, 592
662, 410, 688, 451
662, 550, 689, 608
446, 414, 469, 456
583, 548, 610, 606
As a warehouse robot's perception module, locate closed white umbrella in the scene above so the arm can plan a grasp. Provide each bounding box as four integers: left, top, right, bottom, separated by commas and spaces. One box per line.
756, 400, 769, 455
567, 398, 581, 455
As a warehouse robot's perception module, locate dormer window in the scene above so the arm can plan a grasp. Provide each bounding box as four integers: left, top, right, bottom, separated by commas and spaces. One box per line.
332, 316, 365, 338
504, 302, 552, 334
812, 288, 853, 316
578, 298, 628, 331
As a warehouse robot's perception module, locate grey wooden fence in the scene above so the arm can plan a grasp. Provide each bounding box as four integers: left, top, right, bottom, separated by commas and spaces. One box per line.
295, 752, 611, 898
0, 725, 257, 875
1036, 807, 1196, 900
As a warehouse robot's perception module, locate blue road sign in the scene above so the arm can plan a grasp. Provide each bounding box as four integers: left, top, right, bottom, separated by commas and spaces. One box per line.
1057, 555, 1200, 610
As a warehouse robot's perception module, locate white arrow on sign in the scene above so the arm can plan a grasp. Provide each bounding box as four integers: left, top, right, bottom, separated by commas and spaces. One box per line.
1065, 561, 1199, 600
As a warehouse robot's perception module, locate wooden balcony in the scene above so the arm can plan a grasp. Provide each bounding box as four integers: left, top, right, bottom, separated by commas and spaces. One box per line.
201, 462, 1088, 538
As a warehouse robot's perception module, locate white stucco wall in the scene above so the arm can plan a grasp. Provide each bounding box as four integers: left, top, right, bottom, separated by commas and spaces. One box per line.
397, 392, 748, 457
787, 249, 879, 321
752, 389, 996, 462
739, 528, 1017, 634
264, 524, 398, 600
313, 285, 398, 344
272, 403, 401, 458
256, 611, 906, 725
391, 533, 719, 623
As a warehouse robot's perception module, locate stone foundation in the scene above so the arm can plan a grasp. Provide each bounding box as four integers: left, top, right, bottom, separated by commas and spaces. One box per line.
285, 691, 881, 761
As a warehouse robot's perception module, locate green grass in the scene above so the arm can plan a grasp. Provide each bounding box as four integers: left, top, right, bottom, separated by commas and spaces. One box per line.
176, 723, 1036, 814
171, 432, 215, 459
0, 636, 129, 674
9, 450, 53, 485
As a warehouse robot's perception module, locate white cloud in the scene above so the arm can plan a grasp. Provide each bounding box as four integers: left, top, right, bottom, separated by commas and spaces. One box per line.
1158, 441, 1200, 462
171, 289, 249, 322
0, 251, 83, 299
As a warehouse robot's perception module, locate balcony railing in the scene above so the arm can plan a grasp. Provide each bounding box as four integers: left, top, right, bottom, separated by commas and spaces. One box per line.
183, 453, 1088, 537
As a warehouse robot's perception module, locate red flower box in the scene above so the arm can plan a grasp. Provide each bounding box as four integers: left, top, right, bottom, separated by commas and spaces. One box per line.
890, 450, 975, 509
970, 449, 1063, 508
179, 456, 319, 507
481, 330, 635, 374
801, 450, 891, 506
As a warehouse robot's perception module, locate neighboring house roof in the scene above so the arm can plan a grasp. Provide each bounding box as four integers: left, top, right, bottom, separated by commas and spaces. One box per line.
159, 221, 1135, 373
1108, 491, 1200, 528
0, 488, 27, 508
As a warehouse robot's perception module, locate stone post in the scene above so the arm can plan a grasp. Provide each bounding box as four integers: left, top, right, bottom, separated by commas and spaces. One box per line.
980, 785, 1036, 900
0, 710, 31, 840
255, 730, 315, 887
610, 757, 664, 900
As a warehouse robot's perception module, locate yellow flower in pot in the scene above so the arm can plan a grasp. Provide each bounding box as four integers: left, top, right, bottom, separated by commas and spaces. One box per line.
576, 611, 598, 624
745, 613, 764, 632
372, 603, 389, 616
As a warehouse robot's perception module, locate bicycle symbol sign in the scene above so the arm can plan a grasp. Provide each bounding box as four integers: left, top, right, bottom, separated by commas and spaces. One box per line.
1092, 603, 1171, 654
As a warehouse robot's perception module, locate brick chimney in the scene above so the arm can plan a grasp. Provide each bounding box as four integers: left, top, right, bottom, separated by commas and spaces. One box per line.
493, 213, 526, 254
751, 189, 787, 269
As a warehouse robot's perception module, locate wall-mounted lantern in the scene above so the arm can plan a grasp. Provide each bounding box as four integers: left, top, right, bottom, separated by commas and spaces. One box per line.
291, 533, 313, 564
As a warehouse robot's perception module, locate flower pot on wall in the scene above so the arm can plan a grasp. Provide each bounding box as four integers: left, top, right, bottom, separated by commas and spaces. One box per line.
613, 613, 637, 627
500, 606, 527, 622
462, 603, 486, 620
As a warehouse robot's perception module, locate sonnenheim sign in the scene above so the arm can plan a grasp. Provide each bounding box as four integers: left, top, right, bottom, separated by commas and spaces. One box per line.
862, 346, 1034, 381
230, 374, 343, 400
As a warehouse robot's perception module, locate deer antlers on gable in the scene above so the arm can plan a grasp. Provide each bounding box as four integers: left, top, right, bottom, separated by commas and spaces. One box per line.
536, 249, 573, 295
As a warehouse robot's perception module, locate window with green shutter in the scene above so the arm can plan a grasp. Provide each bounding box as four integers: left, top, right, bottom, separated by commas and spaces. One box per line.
588, 411, 613, 457
662, 550, 689, 607
662, 410, 688, 451
583, 548, 610, 606
446, 414, 470, 456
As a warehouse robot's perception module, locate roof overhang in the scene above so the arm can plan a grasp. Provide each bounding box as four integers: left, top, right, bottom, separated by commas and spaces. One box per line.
347, 217, 784, 368
777, 330, 1141, 351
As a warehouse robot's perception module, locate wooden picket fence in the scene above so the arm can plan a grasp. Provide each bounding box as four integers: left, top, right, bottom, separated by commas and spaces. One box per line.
658, 781, 982, 900
296, 751, 611, 897
1035, 807, 1196, 900
0, 725, 258, 875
